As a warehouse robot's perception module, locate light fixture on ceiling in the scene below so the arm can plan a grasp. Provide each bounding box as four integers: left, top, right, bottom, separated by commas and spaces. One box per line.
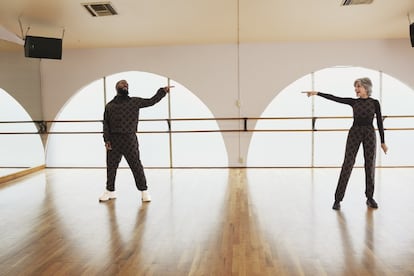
341, 0, 374, 6
82, 2, 118, 17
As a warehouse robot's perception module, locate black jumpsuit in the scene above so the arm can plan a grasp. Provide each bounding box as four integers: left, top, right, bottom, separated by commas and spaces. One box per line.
317, 92, 385, 202
103, 88, 167, 192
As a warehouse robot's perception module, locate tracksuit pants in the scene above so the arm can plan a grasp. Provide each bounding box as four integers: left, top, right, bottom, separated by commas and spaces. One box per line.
335, 125, 376, 202
106, 133, 147, 192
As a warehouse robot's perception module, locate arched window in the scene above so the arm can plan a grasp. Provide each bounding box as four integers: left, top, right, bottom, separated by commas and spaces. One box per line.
247, 75, 313, 167
247, 67, 414, 167
46, 71, 228, 168
169, 80, 228, 167
0, 88, 44, 171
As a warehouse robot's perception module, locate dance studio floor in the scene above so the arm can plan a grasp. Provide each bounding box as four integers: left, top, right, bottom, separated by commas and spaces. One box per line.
0, 168, 413, 275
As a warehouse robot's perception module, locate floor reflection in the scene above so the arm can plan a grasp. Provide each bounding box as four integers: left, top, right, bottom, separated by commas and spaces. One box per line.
0, 168, 414, 275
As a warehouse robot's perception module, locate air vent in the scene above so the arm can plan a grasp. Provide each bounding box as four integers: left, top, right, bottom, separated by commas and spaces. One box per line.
82, 2, 117, 17
341, 0, 374, 5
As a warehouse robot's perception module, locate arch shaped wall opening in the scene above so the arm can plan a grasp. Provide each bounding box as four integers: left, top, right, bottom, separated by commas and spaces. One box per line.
247, 66, 414, 167
0, 88, 44, 170
45, 71, 228, 168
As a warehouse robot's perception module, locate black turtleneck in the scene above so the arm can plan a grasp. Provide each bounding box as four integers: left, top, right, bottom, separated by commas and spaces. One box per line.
103, 88, 167, 142
317, 92, 385, 143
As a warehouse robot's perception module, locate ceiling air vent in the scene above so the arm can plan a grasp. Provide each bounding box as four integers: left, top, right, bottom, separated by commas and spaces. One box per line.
341, 0, 374, 5
82, 2, 118, 17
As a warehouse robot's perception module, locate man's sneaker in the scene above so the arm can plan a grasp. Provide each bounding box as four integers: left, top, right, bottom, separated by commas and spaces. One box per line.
366, 198, 378, 209
332, 201, 341, 210
141, 190, 151, 202
99, 189, 116, 202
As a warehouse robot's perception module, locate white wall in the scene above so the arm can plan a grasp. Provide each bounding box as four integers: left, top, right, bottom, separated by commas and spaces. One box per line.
14, 39, 414, 166
0, 51, 42, 119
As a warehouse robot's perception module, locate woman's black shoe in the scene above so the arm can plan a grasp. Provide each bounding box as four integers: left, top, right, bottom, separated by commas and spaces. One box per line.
366, 198, 378, 209
332, 201, 341, 210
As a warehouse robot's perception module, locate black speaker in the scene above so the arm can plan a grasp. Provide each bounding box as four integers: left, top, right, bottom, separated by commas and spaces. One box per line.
24, 36, 62, 59
411, 23, 414, 47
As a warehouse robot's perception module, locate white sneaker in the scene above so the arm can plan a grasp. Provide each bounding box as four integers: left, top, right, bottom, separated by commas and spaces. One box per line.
99, 189, 116, 202
141, 190, 151, 202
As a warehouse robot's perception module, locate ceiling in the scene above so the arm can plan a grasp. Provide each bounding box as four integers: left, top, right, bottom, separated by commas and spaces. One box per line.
0, 0, 413, 51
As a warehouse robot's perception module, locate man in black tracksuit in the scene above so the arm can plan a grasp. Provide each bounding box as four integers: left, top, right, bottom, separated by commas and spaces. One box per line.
99, 79, 172, 202
304, 78, 388, 210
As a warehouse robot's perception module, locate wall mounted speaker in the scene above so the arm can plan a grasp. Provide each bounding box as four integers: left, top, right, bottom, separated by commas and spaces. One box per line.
24, 36, 62, 59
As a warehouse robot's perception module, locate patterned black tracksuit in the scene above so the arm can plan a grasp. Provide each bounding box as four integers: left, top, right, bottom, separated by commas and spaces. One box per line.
317, 92, 385, 202
103, 88, 167, 192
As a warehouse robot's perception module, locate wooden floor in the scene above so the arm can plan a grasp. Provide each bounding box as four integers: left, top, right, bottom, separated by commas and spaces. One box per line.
0, 168, 414, 276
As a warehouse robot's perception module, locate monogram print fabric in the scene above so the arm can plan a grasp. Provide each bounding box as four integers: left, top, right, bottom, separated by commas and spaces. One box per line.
103, 88, 167, 192
317, 92, 385, 202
